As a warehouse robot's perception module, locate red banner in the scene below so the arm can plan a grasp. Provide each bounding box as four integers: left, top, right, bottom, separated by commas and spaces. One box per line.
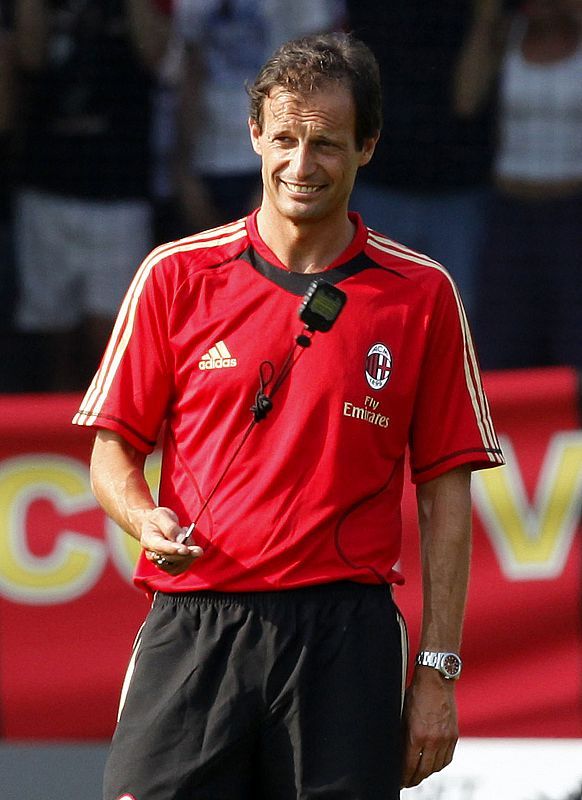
0, 367, 581, 740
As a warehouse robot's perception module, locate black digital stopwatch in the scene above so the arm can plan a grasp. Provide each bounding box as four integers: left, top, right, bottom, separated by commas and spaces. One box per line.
298, 280, 347, 332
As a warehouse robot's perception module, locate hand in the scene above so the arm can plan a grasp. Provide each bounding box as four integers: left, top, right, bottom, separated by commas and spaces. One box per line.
401, 668, 459, 788
140, 507, 204, 576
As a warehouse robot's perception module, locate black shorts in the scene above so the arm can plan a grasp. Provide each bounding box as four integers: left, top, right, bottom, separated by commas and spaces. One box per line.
103, 582, 408, 800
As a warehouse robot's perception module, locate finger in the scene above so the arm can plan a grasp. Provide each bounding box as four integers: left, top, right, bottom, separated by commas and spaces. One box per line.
402, 747, 426, 788
147, 547, 204, 571
419, 746, 440, 783
176, 523, 196, 544
425, 736, 457, 778
401, 738, 424, 788
158, 554, 201, 576
159, 559, 192, 576
145, 537, 205, 563
146, 550, 173, 567
406, 742, 455, 788
433, 741, 456, 772
442, 739, 457, 770
143, 532, 188, 557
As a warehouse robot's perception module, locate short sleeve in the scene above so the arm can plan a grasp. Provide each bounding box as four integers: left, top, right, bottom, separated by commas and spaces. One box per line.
409, 274, 504, 483
72, 250, 175, 453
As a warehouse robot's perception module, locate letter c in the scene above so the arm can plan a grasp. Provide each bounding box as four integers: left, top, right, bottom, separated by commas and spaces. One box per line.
0, 455, 106, 604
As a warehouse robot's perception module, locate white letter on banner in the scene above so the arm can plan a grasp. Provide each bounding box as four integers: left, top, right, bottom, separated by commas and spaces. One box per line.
472, 432, 582, 580
0, 455, 106, 603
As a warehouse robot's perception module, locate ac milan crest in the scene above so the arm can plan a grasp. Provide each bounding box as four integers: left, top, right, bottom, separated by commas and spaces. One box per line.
365, 343, 392, 390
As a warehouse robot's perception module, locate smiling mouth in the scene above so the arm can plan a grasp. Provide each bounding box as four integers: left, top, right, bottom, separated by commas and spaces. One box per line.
281, 181, 322, 194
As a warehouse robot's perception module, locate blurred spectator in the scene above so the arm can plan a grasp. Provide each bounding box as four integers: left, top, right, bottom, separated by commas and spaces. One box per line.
173, 0, 346, 233
346, 0, 499, 318
12, 0, 165, 392
0, 0, 19, 391
459, 0, 582, 370
148, 0, 187, 244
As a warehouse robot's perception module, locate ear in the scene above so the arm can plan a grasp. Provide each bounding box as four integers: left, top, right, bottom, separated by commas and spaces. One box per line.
358, 133, 380, 167
248, 118, 262, 156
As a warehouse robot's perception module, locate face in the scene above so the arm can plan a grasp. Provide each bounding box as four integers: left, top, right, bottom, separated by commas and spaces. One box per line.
249, 82, 378, 226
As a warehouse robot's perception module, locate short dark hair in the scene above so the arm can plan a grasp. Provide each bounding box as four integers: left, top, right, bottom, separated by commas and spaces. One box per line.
247, 32, 382, 150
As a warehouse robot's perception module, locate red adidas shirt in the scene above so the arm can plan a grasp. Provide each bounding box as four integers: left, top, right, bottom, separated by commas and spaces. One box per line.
74, 212, 503, 593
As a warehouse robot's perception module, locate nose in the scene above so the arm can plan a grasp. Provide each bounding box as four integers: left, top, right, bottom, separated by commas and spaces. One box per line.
290, 142, 316, 179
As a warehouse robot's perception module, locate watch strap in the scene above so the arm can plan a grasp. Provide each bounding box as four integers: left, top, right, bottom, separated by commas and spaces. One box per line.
415, 650, 462, 680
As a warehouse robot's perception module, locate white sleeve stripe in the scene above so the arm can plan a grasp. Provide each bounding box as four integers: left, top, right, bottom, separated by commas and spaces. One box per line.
368, 230, 443, 265
75, 228, 247, 425
456, 288, 503, 460
367, 236, 502, 461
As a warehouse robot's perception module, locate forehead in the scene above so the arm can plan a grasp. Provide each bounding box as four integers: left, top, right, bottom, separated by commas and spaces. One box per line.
262, 83, 357, 134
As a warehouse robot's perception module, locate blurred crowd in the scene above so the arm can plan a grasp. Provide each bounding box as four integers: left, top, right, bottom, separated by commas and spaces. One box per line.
0, 0, 580, 393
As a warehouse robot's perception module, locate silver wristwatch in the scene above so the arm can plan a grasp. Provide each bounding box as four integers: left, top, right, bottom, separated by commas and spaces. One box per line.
415, 650, 462, 680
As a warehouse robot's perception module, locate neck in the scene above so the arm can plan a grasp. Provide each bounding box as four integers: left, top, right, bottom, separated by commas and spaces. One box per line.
255, 205, 356, 274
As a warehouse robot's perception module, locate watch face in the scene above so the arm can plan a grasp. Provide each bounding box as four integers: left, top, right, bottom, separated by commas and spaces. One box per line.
441, 653, 462, 678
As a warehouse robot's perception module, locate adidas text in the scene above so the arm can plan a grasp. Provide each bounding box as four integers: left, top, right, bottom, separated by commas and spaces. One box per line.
198, 357, 238, 370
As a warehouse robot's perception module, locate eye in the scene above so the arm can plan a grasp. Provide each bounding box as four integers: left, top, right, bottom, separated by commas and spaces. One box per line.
315, 139, 339, 150
273, 135, 294, 146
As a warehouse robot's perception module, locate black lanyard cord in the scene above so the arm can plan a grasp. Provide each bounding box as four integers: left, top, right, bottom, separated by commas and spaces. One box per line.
188, 326, 313, 534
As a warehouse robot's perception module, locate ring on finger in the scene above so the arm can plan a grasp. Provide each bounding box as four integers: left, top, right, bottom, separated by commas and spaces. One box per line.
152, 553, 170, 567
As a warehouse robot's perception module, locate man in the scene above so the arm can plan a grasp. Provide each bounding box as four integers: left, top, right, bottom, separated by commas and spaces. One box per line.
74, 33, 504, 799
14, 0, 164, 390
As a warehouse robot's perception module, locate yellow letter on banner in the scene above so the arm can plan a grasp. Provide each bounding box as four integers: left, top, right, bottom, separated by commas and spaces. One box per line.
0, 455, 106, 603
472, 432, 582, 580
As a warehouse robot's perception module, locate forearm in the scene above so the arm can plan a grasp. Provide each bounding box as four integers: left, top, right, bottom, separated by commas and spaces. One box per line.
90, 429, 156, 542
401, 465, 472, 788
125, 0, 170, 71
416, 465, 472, 653
453, 0, 508, 117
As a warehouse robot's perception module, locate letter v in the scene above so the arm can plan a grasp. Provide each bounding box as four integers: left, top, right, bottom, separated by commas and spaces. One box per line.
472, 432, 582, 580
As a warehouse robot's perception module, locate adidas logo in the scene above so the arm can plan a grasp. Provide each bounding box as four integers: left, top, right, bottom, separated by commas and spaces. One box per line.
198, 340, 238, 370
